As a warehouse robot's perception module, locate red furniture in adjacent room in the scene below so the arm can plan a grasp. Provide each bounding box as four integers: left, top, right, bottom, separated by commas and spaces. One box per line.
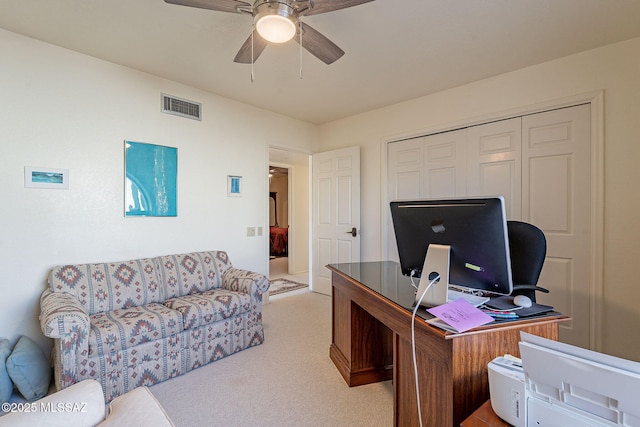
269, 226, 288, 257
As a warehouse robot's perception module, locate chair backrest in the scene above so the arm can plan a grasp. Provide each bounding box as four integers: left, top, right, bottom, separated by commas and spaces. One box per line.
507, 221, 547, 299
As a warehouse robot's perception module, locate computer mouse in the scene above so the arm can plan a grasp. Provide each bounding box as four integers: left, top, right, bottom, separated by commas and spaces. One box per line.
513, 294, 532, 308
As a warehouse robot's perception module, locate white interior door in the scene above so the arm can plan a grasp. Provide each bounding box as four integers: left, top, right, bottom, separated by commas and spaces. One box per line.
311, 146, 361, 295
522, 104, 591, 347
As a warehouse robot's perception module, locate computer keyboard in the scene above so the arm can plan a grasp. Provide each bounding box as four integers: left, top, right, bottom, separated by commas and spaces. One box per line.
447, 288, 490, 307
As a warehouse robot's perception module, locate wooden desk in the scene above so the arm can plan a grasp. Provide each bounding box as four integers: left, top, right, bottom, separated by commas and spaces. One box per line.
328, 262, 567, 427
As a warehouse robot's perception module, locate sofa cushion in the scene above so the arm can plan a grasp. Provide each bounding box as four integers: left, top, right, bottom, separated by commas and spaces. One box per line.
88, 304, 183, 356
49, 258, 163, 314
5, 336, 51, 401
155, 251, 233, 299
163, 289, 250, 330
0, 339, 13, 404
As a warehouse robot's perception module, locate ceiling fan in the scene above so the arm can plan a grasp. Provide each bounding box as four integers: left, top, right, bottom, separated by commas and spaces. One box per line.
164, 0, 375, 65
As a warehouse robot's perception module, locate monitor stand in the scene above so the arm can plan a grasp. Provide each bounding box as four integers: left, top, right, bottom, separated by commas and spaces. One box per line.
414, 244, 451, 307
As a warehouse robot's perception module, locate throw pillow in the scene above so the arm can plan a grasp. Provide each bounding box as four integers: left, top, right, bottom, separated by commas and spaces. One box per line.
0, 339, 13, 404
6, 336, 52, 401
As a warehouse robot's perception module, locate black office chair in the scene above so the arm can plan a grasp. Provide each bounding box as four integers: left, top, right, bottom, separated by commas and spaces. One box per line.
507, 220, 549, 302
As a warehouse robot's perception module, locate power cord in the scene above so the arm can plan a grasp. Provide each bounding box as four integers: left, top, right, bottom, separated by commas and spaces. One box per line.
411, 273, 440, 427
409, 269, 419, 289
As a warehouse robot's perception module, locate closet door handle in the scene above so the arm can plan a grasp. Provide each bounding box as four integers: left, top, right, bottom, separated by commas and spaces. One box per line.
346, 227, 358, 237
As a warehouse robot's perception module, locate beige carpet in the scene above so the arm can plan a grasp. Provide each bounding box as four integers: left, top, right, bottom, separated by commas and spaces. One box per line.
150, 291, 394, 426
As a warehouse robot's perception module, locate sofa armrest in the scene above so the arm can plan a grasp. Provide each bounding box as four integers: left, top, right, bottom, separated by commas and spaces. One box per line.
222, 268, 270, 295
40, 289, 92, 391
39, 288, 90, 339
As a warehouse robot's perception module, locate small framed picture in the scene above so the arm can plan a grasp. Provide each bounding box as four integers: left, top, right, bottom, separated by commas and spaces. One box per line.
24, 166, 69, 189
227, 175, 242, 197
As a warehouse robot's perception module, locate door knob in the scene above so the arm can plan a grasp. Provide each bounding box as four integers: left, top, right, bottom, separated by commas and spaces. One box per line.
346, 227, 358, 237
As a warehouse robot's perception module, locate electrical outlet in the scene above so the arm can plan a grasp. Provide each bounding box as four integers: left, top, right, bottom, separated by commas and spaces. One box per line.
247, 227, 256, 237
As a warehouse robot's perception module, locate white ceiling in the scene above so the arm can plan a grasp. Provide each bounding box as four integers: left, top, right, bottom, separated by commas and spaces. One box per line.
2, 0, 640, 124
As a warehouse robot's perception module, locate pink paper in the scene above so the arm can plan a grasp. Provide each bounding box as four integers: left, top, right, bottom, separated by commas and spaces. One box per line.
427, 298, 494, 332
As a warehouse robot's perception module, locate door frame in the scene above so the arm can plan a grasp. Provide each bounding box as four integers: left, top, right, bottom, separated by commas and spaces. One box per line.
267, 145, 313, 281
268, 161, 293, 272
380, 90, 604, 351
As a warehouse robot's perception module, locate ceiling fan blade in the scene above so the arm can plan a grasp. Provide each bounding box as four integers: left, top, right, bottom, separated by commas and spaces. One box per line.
297, 0, 375, 16
294, 23, 344, 64
163, 0, 250, 14
234, 30, 269, 64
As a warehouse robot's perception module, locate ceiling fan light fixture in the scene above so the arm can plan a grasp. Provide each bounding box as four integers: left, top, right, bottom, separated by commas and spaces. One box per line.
255, 2, 296, 43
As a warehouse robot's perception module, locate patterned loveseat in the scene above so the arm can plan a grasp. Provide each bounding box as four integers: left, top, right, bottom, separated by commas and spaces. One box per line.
39, 250, 269, 402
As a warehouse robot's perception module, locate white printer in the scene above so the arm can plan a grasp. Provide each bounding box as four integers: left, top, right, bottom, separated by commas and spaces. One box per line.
488, 332, 640, 427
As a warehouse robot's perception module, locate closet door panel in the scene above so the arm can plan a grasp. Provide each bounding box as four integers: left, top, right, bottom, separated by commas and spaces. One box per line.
395, 171, 421, 200
426, 168, 458, 198
529, 154, 571, 231
423, 129, 467, 198
467, 118, 522, 218
387, 138, 423, 261
388, 138, 423, 201
523, 104, 591, 348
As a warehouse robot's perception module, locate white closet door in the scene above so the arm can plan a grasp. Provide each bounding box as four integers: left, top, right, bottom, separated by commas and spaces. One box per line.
387, 130, 467, 260
467, 117, 522, 219
522, 104, 591, 348
386, 103, 593, 348
422, 129, 468, 198
387, 137, 424, 262
387, 137, 424, 202
387, 129, 467, 202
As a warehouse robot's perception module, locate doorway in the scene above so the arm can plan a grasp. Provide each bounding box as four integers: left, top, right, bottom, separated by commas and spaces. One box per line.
268, 166, 289, 259
268, 147, 311, 288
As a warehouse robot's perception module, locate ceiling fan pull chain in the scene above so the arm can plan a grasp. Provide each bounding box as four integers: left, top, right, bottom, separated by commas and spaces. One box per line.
299, 21, 303, 79
250, 24, 255, 83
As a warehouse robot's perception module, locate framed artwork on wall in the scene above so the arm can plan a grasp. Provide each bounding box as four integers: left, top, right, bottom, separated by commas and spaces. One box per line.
124, 140, 177, 217
228, 175, 242, 197
24, 166, 69, 189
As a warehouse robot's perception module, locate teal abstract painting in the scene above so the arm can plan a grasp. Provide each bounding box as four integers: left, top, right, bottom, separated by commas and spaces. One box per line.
125, 141, 177, 217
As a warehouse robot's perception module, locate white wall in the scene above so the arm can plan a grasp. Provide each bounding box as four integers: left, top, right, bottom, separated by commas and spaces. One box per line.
0, 29, 318, 350
318, 37, 640, 361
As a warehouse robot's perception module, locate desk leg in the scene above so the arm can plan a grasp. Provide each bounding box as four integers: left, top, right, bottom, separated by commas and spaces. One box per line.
330, 285, 393, 386
394, 334, 454, 427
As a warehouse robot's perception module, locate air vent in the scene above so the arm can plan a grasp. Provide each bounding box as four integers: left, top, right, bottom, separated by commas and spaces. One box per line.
161, 93, 201, 121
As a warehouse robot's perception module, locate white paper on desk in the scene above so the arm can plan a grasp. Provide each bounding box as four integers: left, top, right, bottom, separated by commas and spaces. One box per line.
426, 298, 494, 333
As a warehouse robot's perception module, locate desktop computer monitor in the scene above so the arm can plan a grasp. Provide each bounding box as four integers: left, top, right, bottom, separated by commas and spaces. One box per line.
390, 196, 513, 307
